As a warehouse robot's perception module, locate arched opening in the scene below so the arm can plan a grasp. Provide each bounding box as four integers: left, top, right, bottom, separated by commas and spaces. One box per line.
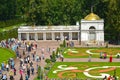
89, 26, 96, 43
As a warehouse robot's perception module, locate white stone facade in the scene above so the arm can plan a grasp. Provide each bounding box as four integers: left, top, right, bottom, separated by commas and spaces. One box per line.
18, 13, 104, 45
18, 25, 79, 41
81, 19, 104, 45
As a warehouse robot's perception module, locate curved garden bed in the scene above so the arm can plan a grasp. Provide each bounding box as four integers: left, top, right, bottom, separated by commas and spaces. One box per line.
63, 47, 120, 58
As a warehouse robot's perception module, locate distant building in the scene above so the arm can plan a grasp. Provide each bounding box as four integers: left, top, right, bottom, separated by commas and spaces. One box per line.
18, 12, 104, 45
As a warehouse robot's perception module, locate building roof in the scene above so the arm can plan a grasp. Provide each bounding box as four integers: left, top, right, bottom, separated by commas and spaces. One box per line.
84, 13, 101, 20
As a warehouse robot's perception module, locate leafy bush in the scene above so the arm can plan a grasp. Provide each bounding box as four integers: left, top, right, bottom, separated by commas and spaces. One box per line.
56, 47, 59, 56
37, 66, 43, 79
51, 51, 56, 62
44, 64, 50, 70
60, 44, 64, 47
63, 39, 66, 47
45, 59, 51, 64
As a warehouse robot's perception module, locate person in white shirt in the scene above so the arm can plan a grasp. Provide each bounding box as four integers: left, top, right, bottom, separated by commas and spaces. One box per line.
6, 64, 9, 71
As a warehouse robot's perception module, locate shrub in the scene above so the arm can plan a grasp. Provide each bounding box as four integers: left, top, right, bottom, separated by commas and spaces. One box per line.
63, 39, 66, 47
45, 59, 51, 64
60, 44, 64, 47
37, 66, 43, 79
44, 64, 50, 70
37, 66, 40, 79
56, 47, 59, 56
51, 51, 56, 62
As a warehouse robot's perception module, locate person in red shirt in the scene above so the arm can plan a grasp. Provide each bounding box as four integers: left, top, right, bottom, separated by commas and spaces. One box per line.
109, 55, 113, 62
107, 75, 111, 80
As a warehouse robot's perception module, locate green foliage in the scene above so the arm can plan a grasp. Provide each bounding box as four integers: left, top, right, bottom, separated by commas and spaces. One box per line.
0, 32, 3, 41
37, 66, 41, 79
0, 18, 23, 28
56, 47, 59, 55
48, 62, 120, 79
0, 47, 16, 64
60, 44, 64, 47
44, 63, 50, 70
104, 0, 120, 44
0, 0, 17, 20
45, 58, 51, 64
51, 51, 56, 62
0, 28, 18, 41
20, 0, 86, 25
63, 47, 120, 58
63, 39, 66, 47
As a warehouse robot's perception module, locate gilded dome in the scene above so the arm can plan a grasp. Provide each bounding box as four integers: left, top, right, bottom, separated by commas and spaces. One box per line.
84, 13, 101, 20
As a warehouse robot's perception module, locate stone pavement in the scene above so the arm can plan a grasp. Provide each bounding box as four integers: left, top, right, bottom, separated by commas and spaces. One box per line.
4, 40, 120, 80
60, 58, 120, 62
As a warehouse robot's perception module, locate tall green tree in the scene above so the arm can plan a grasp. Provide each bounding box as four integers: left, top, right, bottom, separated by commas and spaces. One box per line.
0, 0, 17, 21
105, 0, 120, 44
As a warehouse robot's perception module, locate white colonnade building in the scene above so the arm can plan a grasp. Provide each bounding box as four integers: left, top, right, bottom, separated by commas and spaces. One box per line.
18, 25, 79, 41
18, 13, 104, 45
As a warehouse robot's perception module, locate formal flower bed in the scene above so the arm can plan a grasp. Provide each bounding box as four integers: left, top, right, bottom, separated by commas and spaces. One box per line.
47, 62, 120, 79
63, 48, 120, 58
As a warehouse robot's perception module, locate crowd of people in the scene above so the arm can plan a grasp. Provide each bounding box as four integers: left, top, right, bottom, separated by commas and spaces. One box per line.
0, 38, 119, 80
103, 75, 117, 80
0, 38, 59, 80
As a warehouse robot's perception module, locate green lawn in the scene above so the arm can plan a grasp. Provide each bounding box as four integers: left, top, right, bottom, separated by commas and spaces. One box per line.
48, 62, 120, 79
0, 47, 16, 64
62, 47, 120, 58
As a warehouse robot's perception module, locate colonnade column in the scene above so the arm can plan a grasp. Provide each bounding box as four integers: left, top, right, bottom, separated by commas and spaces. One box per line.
69, 32, 72, 40
27, 33, 29, 40
78, 32, 79, 41
43, 32, 46, 40
60, 32, 63, 40
35, 33, 38, 41
52, 32, 55, 40
18, 33, 21, 40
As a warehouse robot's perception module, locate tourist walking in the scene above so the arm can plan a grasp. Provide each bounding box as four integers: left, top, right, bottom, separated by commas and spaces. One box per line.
10, 75, 14, 80
31, 66, 34, 75
6, 63, 9, 71
27, 67, 30, 78
109, 55, 113, 62
25, 74, 29, 80
2, 74, 7, 80
20, 75, 23, 80
13, 68, 16, 75
88, 54, 92, 62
